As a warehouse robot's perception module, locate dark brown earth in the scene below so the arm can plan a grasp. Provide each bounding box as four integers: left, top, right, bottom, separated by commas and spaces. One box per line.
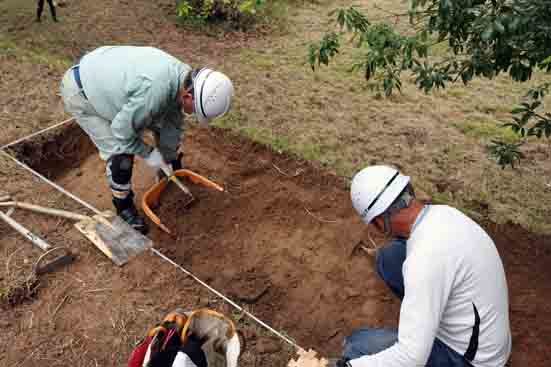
1, 1, 549, 364
54, 126, 401, 355
26, 125, 550, 366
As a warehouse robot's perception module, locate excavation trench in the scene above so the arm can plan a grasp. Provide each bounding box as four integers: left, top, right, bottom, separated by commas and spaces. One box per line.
10, 124, 551, 364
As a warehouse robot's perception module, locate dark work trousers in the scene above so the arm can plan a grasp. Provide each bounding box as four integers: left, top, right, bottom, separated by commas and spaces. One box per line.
37, 0, 57, 22
342, 239, 472, 367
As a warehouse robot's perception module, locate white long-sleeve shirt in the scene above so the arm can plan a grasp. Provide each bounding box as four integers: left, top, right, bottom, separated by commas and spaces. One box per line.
351, 205, 511, 367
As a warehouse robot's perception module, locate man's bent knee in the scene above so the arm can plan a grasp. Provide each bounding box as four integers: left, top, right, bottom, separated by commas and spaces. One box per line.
106, 154, 134, 199
343, 328, 398, 359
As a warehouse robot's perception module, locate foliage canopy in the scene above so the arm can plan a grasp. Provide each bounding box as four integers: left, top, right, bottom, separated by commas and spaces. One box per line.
309, 0, 551, 167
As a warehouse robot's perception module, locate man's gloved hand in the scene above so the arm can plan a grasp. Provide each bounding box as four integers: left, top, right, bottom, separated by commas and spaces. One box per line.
144, 148, 168, 170
179, 334, 208, 367
145, 148, 174, 179
157, 153, 183, 181
327, 358, 352, 367
170, 152, 184, 171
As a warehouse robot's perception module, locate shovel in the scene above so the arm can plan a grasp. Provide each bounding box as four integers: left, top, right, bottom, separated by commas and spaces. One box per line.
0, 207, 75, 274
142, 169, 224, 234
160, 164, 195, 207
0, 200, 152, 266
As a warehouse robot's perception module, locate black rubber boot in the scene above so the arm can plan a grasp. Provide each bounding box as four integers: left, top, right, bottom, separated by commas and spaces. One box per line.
112, 192, 149, 235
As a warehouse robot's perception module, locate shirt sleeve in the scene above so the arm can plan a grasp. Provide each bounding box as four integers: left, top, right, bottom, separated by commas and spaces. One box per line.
350, 251, 454, 367
172, 351, 199, 367
157, 107, 184, 162
110, 77, 163, 158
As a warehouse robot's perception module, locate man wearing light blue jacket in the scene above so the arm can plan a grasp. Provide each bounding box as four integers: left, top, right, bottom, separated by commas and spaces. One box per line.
61, 46, 234, 234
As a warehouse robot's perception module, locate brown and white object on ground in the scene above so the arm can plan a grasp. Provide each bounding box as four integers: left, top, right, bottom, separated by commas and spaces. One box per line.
288, 349, 329, 367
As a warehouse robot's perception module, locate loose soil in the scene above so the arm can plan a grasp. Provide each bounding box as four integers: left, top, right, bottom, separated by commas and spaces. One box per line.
5, 125, 547, 365
55, 126, 400, 354
1, 0, 550, 365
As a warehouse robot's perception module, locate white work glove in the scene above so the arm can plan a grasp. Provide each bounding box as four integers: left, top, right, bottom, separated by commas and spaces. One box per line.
144, 148, 173, 176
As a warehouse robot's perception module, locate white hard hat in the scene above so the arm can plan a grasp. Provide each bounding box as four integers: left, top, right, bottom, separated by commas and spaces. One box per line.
193, 68, 234, 124
350, 165, 410, 224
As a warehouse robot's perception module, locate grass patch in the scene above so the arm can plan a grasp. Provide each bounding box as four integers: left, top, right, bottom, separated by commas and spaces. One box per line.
223, 0, 551, 233
240, 51, 277, 70
215, 111, 343, 164
452, 117, 520, 143
476, 103, 513, 115
0, 249, 39, 308
214, 111, 292, 153
445, 88, 468, 98
174, 0, 294, 34
0, 34, 71, 70
0, 0, 34, 15
0, 37, 18, 55
429, 41, 450, 57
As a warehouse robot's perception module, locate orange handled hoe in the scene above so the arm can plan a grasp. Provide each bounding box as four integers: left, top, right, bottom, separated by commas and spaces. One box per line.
142, 169, 224, 234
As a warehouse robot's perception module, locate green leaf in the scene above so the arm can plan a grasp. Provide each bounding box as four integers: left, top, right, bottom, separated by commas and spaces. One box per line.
508, 17, 520, 32
494, 20, 505, 34
488, 140, 525, 169
481, 24, 494, 41
511, 107, 526, 114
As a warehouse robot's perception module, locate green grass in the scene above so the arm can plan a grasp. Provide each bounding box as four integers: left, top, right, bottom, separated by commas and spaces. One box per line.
0, 34, 71, 70
0, 37, 17, 54
0, 0, 549, 234
240, 51, 277, 70
225, 23, 550, 233
174, 0, 293, 34
215, 111, 293, 153
476, 104, 513, 115
445, 88, 468, 98
428, 41, 450, 57
452, 117, 521, 143
0, 0, 33, 14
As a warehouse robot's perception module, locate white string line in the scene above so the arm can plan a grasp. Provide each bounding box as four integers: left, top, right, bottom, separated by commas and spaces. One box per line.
0, 150, 101, 215
151, 248, 302, 349
0, 117, 75, 151
0, 148, 303, 351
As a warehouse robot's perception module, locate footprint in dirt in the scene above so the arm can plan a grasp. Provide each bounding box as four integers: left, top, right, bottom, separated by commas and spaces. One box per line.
220, 270, 273, 305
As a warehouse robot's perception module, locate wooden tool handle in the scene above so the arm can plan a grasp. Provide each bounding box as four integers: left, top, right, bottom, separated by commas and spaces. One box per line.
93, 213, 116, 230
169, 175, 192, 196
0, 210, 51, 251
0, 201, 90, 221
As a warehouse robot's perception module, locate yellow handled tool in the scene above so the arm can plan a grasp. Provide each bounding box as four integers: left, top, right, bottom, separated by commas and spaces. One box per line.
161, 164, 193, 196
168, 174, 192, 196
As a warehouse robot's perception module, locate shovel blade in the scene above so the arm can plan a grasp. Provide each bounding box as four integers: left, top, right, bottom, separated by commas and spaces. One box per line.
74, 215, 153, 266
34, 247, 75, 275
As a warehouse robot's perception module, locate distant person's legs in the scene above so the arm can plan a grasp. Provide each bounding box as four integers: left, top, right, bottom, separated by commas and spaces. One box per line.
36, 0, 45, 22
47, 0, 58, 22
37, 0, 57, 22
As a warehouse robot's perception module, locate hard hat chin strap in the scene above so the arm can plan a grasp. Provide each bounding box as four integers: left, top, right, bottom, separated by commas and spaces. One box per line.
382, 211, 393, 236
381, 184, 415, 236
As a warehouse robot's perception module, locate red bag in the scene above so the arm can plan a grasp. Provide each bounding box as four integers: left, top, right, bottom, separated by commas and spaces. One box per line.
128, 311, 189, 367
128, 335, 154, 367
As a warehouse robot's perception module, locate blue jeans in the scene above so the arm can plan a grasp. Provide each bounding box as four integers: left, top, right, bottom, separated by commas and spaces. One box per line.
343, 239, 470, 367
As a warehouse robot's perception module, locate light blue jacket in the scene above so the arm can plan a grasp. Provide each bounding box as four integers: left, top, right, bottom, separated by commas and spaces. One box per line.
79, 46, 191, 160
